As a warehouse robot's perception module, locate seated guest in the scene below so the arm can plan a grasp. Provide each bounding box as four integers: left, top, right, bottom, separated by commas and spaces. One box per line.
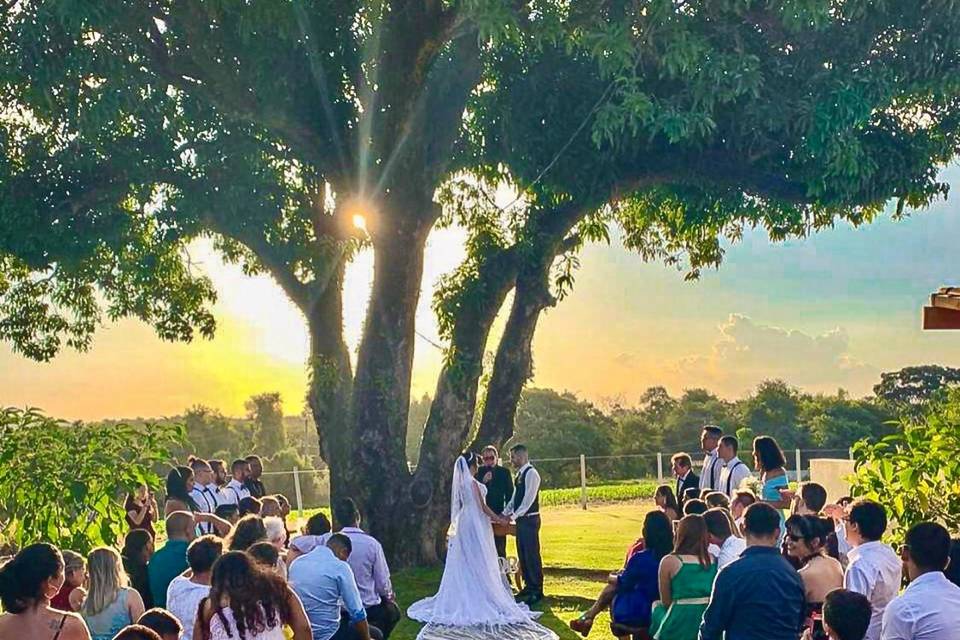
248, 541, 282, 573
163, 467, 199, 517
220, 459, 252, 505
260, 496, 282, 517
112, 626, 162, 640
570, 510, 673, 637
785, 515, 844, 635
947, 538, 960, 589
166, 535, 222, 640
654, 485, 681, 521
819, 589, 872, 640
731, 490, 756, 531
194, 551, 310, 639
682, 498, 708, 516
136, 609, 181, 640
262, 517, 289, 578
671, 453, 699, 507
0, 543, 91, 640
781, 483, 839, 567
699, 503, 805, 640
52, 550, 87, 612
704, 492, 741, 538
287, 512, 333, 566
704, 508, 746, 569
148, 512, 196, 608
289, 534, 380, 640
225, 514, 268, 551
122, 530, 155, 610
881, 522, 960, 639
81, 547, 145, 640
239, 496, 263, 517
214, 503, 240, 526
843, 500, 901, 640
650, 514, 717, 640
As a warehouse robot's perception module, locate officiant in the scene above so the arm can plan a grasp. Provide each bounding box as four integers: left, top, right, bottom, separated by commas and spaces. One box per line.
504, 444, 544, 605
476, 445, 514, 558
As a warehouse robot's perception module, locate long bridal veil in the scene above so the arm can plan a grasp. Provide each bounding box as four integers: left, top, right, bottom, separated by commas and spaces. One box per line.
407, 457, 557, 640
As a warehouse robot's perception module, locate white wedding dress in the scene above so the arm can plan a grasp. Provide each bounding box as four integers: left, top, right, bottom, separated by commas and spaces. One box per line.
407, 458, 557, 640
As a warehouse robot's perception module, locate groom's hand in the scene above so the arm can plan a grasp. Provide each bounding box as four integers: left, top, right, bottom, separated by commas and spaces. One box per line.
482, 471, 493, 483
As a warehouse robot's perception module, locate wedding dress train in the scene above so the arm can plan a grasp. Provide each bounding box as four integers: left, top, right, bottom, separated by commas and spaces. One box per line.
407, 457, 557, 640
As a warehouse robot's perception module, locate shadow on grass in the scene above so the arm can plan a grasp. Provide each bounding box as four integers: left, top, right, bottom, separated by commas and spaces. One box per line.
546, 566, 611, 581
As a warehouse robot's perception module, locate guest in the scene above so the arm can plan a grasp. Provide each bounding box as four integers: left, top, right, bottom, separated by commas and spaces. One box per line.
946, 539, 960, 589
163, 467, 199, 517
260, 496, 282, 518
239, 496, 264, 517
166, 535, 222, 640
122, 530, 155, 610
263, 517, 289, 578
570, 510, 673, 638
287, 513, 333, 566
214, 503, 240, 526
731, 490, 756, 531
193, 551, 311, 640
52, 550, 87, 612
821, 589, 872, 640
671, 453, 699, 506
704, 508, 746, 569
81, 547, 145, 640
125, 485, 158, 539
476, 445, 514, 559
136, 609, 181, 640
112, 626, 162, 640
0, 543, 91, 640
148, 512, 196, 608
824, 497, 855, 565
248, 542, 282, 574
782, 483, 839, 568
699, 425, 724, 493
717, 435, 752, 498
188, 457, 221, 535
289, 535, 377, 640
682, 498, 708, 516
881, 521, 960, 640
699, 503, 806, 640
654, 485, 681, 521
649, 514, 717, 640
221, 459, 252, 505
785, 515, 844, 635
753, 436, 790, 535
275, 494, 293, 545
226, 514, 268, 551
704, 492, 741, 539
245, 455, 267, 498
843, 500, 901, 640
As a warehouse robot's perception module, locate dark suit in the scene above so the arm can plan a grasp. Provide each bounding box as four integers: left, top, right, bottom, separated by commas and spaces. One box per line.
477, 464, 513, 558
676, 470, 700, 505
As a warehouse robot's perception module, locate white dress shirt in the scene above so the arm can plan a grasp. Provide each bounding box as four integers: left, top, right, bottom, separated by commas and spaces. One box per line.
316, 527, 393, 608
845, 540, 903, 640
718, 456, 752, 497
716, 535, 747, 569
700, 448, 722, 492
504, 463, 541, 518
189, 485, 219, 534
219, 478, 250, 506
881, 571, 960, 640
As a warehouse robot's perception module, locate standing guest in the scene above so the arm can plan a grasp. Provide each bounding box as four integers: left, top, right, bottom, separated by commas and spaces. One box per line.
289, 535, 377, 640
570, 510, 674, 638
881, 522, 960, 640
699, 503, 806, 640
239, 496, 264, 517
654, 485, 681, 522
843, 500, 901, 640
753, 436, 791, 536
245, 455, 267, 498
649, 514, 717, 640
193, 551, 311, 640
785, 515, 844, 634
188, 457, 221, 535
163, 467, 199, 517
0, 543, 91, 640
221, 459, 252, 506
819, 589, 873, 640
671, 453, 699, 506
731, 491, 756, 531
122, 530, 155, 610
81, 547, 145, 640
148, 512, 196, 608
503, 444, 545, 605
214, 503, 240, 526
166, 535, 222, 640
52, 550, 88, 612
226, 514, 268, 551
476, 445, 514, 559
112, 626, 162, 640
125, 485, 158, 539
704, 508, 747, 569
136, 609, 181, 640
699, 425, 724, 493
717, 436, 752, 498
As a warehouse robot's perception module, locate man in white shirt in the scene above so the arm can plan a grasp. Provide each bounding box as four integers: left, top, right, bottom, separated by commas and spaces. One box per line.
716, 435, 752, 498
699, 425, 724, 493
881, 522, 960, 640
188, 457, 221, 535
166, 535, 222, 640
843, 500, 902, 640
219, 458, 251, 505
704, 508, 747, 569
503, 444, 543, 604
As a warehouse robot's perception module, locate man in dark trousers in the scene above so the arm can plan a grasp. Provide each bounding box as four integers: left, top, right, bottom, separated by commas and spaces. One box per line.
476, 445, 514, 559
671, 452, 700, 506
504, 444, 544, 605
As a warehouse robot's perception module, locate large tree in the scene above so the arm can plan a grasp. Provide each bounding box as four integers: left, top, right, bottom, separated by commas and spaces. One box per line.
3, 1, 960, 565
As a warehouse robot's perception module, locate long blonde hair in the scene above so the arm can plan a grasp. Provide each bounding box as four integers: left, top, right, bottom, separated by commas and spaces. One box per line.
82, 547, 128, 616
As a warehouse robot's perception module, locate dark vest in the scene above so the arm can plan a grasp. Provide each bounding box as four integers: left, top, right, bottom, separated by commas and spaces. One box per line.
512, 466, 540, 516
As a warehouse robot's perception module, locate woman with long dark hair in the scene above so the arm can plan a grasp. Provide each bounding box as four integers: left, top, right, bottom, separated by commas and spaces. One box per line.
0, 543, 91, 640
753, 435, 790, 536
193, 551, 310, 640
121, 529, 155, 610
650, 514, 717, 640
225, 515, 268, 552
164, 466, 199, 516
785, 514, 844, 639
655, 485, 681, 522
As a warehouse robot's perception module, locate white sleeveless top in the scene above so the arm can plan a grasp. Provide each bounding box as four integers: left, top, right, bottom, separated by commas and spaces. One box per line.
206, 606, 285, 640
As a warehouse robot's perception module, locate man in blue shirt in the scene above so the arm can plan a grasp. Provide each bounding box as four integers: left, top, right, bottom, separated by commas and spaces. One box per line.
289, 533, 377, 640
147, 511, 196, 608
699, 502, 806, 640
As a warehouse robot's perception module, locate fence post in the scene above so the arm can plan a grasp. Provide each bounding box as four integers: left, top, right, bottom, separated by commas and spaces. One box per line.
794, 449, 802, 483
657, 452, 664, 482
579, 454, 587, 510
848, 447, 854, 461
293, 467, 304, 519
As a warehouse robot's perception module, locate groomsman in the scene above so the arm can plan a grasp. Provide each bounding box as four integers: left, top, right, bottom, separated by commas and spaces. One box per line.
699, 425, 724, 493
476, 445, 513, 559
188, 457, 221, 534
717, 436, 752, 498
504, 444, 543, 605
672, 453, 700, 505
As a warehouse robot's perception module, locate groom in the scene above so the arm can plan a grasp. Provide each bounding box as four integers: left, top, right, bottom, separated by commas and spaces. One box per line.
503, 444, 544, 605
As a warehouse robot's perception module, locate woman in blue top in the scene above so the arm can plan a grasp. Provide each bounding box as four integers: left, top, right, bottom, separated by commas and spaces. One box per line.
81, 547, 144, 640
569, 510, 674, 638
753, 436, 791, 538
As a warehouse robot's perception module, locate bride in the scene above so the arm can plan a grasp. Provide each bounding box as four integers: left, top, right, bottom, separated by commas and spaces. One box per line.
407, 452, 558, 640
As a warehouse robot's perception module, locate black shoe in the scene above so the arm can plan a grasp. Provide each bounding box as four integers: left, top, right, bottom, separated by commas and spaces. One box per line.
514, 587, 530, 600
525, 592, 544, 606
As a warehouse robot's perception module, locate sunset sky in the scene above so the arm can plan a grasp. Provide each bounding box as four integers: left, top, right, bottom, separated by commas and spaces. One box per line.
4, 165, 960, 421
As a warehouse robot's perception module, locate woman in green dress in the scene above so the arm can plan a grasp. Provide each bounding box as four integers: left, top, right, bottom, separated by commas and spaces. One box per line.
650, 514, 717, 640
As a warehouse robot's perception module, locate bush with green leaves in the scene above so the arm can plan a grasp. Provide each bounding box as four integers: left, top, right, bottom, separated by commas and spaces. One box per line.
0, 407, 184, 554
850, 388, 960, 540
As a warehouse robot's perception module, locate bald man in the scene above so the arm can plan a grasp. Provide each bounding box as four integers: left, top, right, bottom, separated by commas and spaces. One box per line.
148, 511, 196, 607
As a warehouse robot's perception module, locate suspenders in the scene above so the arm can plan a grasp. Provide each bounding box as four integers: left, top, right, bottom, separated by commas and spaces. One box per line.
724, 460, 744, 495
